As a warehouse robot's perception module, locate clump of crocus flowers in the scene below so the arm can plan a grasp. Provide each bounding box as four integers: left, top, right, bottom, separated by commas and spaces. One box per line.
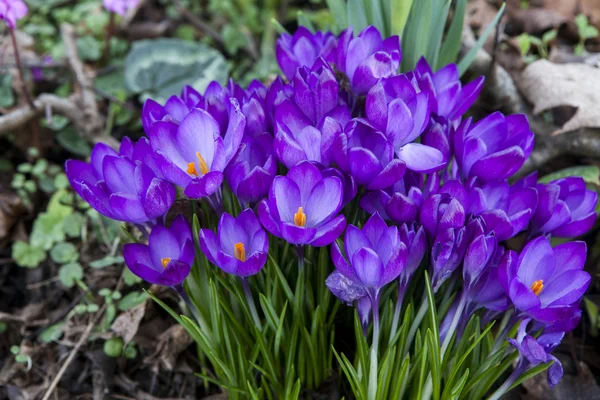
66, 24, 596, 399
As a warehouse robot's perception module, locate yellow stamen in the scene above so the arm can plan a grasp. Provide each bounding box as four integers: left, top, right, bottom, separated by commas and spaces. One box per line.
161, 257, 171, 269
196, 152, 209, 175
234, 242, 246, 262
186, 152, 210, 177
530, 280, 544, 296
187, 162, 198, 176
294, 206, 307, 227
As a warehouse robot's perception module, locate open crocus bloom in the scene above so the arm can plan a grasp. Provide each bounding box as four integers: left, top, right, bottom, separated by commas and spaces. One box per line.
148, 105, 245, 198
199, 209, 268, 277
332, 213, 407, 298
65, 141, 175, 224
498, 236, 590, 324
258, 161, 346, 246
123, 215, 194, 286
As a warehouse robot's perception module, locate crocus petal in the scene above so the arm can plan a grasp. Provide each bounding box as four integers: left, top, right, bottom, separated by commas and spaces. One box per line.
539, 270, 590, 307
552, 212, 597, 238
183, 171, 224, 198
305, 177, 343, 226
396, 143, 445, 173
509, 278, 541, 311
310, 215, 347, 247
352, 247, 385, 289
281, 223, 317, 244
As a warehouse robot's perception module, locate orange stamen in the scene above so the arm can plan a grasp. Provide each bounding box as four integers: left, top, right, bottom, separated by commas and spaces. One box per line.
161, 257, 171, 269
294, 207, 307, 227
530, 279, 544, 296
234, 242, 246, 262
186, 152, 210, 177
196, 152, 209, 175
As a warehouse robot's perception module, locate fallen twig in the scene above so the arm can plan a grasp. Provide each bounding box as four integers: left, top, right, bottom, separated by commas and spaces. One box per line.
41, 305, 106, 400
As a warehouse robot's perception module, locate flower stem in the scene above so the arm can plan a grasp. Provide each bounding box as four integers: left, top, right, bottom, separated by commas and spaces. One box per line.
486, 360, 528, 400
103, 12, 115, 65
297, 245, 305, 271
440, 289, 468, 358
9, 28, 34, 108
492, 311, 519, 354
367, 295, 380, 400
173, 284, 208, 331
388, 281, 406, 345
241, 278, 262, 330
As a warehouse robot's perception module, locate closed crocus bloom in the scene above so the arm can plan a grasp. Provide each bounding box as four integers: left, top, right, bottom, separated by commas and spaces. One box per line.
0, 0, 27, 28
409, 57, 484, 123
103, 0, 139, 16
397, 223, 427, 287
422, 115, 454, 163
431, 227, 467, 291
420, 180, 467, 239
148, 105, 245, 198
498, 237, 590, 324
265, 77, 293, 125
336, 26, 401, 94
468, 180, 537, 241
199, 209, 268, 277
468, 246, 510, 312
332, 213, 407, 297
507, 319, 564, 388
361, 177, 425, 224
454, 112, 535, 183
530, 177, 598, 238
276, 27, 338, 80
225, 133, 276, 207
258, 161, 346, 246
462, 232, 497, 288
334, 119, 406, 190
274, 61, 350, 168
141, 85, 203, 133
366, 75, 445, 173
123, 215, 194, 286
65, 141, 175, 224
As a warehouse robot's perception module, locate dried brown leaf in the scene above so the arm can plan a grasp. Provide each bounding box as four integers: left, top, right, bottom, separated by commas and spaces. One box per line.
110, 302, 146, 345
517, 59, 600, 133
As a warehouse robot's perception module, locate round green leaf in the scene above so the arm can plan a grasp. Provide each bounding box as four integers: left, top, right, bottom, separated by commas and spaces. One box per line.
104, 337, 124, 358
118, 291, 148, 311
39, 322, 65, 343
58, 262, 83, 288
50, 242, 79, 264
12, 241, 47, 268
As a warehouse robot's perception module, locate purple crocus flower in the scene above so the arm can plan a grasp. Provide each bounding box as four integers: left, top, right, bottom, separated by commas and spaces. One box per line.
462, 232, 497, 288
336, 26, 401, 94
199, 209, 268, 277
361, 176, 425, 224
420, 180, 467, 239
147, 105, 245, 198
123, 215, 194, 286
334, 119, 406, 190
507, 319, 564, 388
265, 77, 293, 125
65, 141, 175, 224
365, 75, 445, 173
409, 57, 484, 124
0, 0, 27, 28
103, 0, 139, 16
454, 112, 535, 183
225, 133, 276, 207
498, 237, 590, 324
331, 213, 407, 298
468, 180, 538, 241
141, 85, 203, 133
321, 168, 357, 207
275, 27, 338, 80
258, 161, 346, 246
529, 177, 598, 238
274, 60, 350, 168
422, 115, 454, 163
468, 246, 510, 312
398, 223, 427, 288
